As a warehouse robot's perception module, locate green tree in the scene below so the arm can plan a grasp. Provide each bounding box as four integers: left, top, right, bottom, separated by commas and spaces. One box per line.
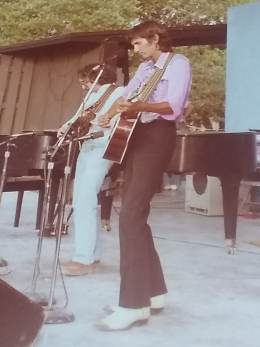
137, 0, 252, 25
0, 0, 138, 45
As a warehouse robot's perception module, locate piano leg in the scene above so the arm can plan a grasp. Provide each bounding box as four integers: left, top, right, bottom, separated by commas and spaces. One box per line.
220, 174, 241, 254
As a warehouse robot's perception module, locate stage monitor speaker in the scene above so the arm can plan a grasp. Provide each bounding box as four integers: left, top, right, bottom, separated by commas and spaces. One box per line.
185, 174, 223, 216
0, 279, 44, 347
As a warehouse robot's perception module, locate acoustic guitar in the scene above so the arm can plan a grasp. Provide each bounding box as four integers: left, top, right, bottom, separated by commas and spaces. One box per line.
102, 112, 140, 164
103, 53, 174, 164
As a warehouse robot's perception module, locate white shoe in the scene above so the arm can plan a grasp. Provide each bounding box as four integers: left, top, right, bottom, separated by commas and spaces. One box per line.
150, 294, 166, 313
0, 265, 11, 276
104, 294, 166, 315
164, 184, 177, 191
0, 258, 11, 276
97, 306, 150, 331
225, 238, 236, 255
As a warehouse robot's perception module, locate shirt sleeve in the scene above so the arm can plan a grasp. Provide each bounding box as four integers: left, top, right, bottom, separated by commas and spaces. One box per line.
164, 56, 192, 119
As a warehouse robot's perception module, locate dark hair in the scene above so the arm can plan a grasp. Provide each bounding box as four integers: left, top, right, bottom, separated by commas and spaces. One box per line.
128, 20, 172, 52
77, 64, 117, 85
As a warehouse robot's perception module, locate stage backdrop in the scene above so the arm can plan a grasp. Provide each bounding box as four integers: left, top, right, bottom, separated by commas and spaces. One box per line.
225, 1, 260, 132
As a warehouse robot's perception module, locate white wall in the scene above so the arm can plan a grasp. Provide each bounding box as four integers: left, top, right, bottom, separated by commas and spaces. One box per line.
225, 1, 260, 131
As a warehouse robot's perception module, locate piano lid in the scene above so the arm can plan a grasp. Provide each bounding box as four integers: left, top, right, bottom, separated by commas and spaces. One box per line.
168, 131, 257, 176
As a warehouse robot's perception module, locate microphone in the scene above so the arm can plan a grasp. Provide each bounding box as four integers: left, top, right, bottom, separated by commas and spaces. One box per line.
91, 55, 117, 72
77, 131, 104, 141
44, 131, 104, 154
12, 130, 47, 138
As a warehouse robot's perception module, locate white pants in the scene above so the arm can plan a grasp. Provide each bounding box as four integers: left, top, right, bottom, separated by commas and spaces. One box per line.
72, 136, 112, 264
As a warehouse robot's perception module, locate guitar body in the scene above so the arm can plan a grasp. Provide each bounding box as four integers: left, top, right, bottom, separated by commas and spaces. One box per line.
103, 114, 139, 164
68, 109, 95, 139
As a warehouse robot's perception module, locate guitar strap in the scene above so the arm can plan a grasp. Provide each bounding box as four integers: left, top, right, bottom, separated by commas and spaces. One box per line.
138, 52, 175, 102
92, 83, 117, 113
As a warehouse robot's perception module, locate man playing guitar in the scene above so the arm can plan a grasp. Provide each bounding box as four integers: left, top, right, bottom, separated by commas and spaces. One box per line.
97, 20, 192, 331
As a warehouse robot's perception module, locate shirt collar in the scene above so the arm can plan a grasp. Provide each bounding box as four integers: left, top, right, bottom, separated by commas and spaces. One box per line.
145, 52, 171, 70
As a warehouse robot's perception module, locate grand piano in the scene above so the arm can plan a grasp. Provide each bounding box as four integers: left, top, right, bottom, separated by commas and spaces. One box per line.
167, 131, 257, 253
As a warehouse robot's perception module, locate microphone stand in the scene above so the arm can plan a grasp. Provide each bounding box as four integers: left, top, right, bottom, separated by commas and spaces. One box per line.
44, 130, 104, 324
29, 66, 105, 324
30, 149, 56, 305
44, 137, 76, 324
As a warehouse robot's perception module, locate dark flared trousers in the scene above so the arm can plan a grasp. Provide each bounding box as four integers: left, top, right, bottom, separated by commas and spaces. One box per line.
119, 120, 176, 308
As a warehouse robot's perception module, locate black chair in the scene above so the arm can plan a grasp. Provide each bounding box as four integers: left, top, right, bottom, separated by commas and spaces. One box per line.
3, 175, 45, 229
0, 134, 48, 230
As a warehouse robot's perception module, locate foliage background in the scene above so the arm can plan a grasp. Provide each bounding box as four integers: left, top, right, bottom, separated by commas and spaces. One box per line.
0, 0, 253, 127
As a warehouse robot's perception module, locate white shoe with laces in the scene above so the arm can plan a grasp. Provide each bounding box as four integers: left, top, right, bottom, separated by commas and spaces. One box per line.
97, 306, 150, 331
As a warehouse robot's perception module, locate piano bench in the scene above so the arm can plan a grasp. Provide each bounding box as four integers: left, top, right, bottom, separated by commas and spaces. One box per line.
4, 176, 45, 229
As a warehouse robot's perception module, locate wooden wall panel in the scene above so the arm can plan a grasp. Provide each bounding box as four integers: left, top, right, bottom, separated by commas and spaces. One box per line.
0, 55, 12, 114
0, 44, 126, 135
42, 51, 81, 130
0, 57, 23, 134
12, 59, 35, 132
24, 56, 52, 131
24, 46, 101, 131
0, 55, 13, 133
59, 47, 101, 127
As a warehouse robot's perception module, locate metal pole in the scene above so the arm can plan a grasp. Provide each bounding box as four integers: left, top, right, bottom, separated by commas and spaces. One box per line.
44, 140, 75, 324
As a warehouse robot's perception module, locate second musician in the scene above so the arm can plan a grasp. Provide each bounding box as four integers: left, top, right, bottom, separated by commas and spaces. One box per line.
60, 64, 124, 276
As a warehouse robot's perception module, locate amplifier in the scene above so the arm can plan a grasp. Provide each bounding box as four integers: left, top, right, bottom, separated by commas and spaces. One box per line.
185, 174, 223, 216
